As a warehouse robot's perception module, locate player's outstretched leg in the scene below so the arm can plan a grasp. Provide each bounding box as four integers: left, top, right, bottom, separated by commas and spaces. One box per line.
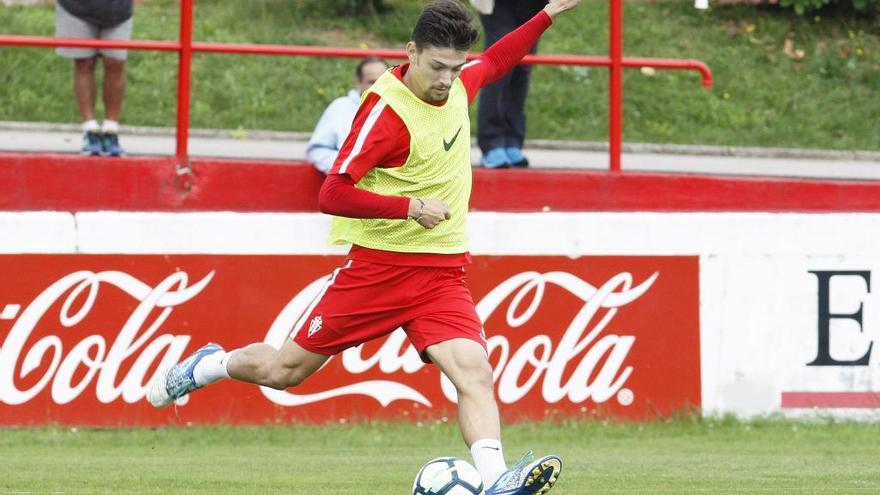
148, 342, 224, 408
484, 451, 562, 495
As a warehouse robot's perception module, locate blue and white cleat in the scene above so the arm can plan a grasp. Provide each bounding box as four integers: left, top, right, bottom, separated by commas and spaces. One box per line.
484, 451, 562, 495
148, 343, 223, 408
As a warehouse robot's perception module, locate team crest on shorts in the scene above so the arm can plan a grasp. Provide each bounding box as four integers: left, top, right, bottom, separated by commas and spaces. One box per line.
308, 315, 323, 337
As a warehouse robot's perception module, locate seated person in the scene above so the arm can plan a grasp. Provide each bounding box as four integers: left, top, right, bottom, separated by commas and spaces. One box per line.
306, 56, 388, 174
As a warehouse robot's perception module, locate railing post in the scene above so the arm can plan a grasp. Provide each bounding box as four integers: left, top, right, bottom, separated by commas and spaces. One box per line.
175, 0, 194, 173
609, 0, 623, 172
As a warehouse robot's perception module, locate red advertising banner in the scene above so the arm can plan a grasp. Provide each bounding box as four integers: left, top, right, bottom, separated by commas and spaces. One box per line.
0, 255, 699, 426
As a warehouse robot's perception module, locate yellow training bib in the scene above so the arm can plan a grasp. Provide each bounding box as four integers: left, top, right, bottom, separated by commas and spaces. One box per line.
329, 70, 472, 253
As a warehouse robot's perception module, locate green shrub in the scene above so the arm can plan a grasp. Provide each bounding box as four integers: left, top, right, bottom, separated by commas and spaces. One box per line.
780, 0, 880, 15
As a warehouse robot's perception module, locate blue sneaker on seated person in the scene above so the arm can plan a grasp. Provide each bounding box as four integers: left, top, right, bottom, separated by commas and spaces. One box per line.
485, 451, 562, 495
481, 147, 511, 169
505, 147, 529, 168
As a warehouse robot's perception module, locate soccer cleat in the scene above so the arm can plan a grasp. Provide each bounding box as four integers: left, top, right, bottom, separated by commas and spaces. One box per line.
484, 451, 562, 495
80, 131, 103, 156
100, 133, 125, 156
505, 147, 529, 168
481, 147, 511, 169
148, 343, 223, 408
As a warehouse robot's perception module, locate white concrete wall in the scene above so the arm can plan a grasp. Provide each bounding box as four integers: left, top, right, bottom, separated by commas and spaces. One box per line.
2, 211, 878, 419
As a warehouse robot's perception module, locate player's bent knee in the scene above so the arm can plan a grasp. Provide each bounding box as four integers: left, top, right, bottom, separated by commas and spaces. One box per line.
471, 368, 495, 392
452, 363, 494, 396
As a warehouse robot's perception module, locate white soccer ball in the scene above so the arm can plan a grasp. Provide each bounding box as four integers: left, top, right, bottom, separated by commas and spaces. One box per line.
412, 457, 484, 495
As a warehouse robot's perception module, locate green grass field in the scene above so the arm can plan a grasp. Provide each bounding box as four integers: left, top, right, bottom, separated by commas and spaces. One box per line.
2, 418, 878, 494
0, 0, 878, 150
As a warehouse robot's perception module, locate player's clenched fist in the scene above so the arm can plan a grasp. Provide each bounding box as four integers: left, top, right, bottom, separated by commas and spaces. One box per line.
409, 198, 451, 229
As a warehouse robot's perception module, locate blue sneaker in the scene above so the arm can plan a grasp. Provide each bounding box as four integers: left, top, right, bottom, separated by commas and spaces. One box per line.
481, 147, 511, 169
485, 451, 562, 495
505, 147, 529, 168
80, 132, 103, 156
148, 343, 224, 408
100, 133, 125, 156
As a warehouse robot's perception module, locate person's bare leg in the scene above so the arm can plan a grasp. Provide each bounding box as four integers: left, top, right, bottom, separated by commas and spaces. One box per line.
426, 338, 500, 445
426, 338, 508, 487
226, 339, 330, 389
149, 339, 330, 408
73, 57, 97, 122
428, 338, 562, 493
101, 57, 126, 122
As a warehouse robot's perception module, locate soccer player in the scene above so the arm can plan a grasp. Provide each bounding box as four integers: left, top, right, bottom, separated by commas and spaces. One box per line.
149, 1, 582, 493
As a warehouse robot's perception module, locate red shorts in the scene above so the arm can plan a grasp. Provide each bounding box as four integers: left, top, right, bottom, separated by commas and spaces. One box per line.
290, 259, 485, 362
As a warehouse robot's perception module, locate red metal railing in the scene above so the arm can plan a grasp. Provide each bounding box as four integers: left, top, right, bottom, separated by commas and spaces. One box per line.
0, 0, 711, 173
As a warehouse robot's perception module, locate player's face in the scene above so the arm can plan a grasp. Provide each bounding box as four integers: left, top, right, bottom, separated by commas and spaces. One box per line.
405, 42, 468, 103
356, 61, 388, 95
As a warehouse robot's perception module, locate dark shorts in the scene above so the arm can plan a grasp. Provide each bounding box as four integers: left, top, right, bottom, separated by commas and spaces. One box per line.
290, 259, 486, 363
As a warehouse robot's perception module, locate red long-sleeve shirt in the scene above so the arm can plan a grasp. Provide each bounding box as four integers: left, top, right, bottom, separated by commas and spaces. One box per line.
318, 10, 553, 266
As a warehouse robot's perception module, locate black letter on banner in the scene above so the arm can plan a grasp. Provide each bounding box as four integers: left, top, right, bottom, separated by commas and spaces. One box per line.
808, 270, 872, 366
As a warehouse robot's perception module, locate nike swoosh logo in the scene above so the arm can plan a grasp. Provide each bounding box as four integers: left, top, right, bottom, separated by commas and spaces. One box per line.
443, 125, 463, 152
481, 446, 501, 451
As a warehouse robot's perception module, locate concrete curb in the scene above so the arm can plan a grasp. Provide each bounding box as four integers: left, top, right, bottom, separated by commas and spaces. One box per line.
525, 139, 880, 162
2, 120, 879, 163
0, 120, 312, 141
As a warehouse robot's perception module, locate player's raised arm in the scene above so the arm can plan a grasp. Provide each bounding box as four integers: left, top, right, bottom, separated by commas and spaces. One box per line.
462, 0, 584, 96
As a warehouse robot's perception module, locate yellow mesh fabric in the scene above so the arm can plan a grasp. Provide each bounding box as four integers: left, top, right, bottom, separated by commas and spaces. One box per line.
329, 71, 472, 253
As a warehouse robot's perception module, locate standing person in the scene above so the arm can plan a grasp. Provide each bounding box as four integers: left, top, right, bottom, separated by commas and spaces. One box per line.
148, 1, 582, 493
306, 56, 389, 174
55, 0, 133, 156
472, 0, 548, 168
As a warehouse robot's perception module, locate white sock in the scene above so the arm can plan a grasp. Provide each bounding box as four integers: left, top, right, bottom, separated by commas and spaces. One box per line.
101, 119, 120, 134
470, 438, 507, 488
193, 349, 233, 386
82, 119, 100, 133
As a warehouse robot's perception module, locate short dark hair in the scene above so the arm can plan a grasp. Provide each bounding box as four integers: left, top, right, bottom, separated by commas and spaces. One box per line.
411, 0, 480, 52
356, 56, 388, 81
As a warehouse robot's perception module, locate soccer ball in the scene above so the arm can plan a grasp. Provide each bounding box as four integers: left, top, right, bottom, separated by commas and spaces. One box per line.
412, 457, 484, 495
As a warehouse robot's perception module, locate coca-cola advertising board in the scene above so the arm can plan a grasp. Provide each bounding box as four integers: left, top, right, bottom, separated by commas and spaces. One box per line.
0, 255, 699, 426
